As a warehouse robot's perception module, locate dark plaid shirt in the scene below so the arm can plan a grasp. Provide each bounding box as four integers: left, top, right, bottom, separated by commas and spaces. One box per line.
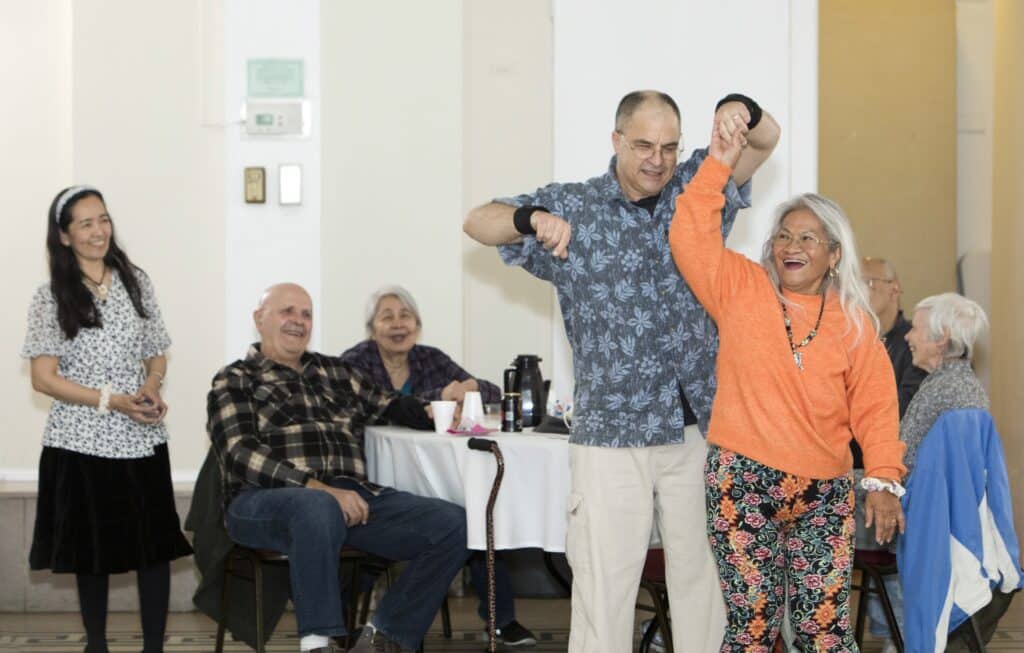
340, 340, 502, 404
207, 344, 396, 505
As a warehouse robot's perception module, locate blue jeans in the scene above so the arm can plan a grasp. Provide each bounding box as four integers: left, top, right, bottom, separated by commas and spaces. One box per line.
226, 479, 469, 650
868, 575, 905, 639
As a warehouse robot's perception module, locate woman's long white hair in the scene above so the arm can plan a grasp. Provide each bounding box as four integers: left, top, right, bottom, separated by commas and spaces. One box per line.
758, 193, 879, 343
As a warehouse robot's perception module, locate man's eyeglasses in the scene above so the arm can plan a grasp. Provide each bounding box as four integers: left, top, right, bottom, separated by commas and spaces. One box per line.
772, 230, 829, 250
615, 131, 681, 160
863, 278, 896, 289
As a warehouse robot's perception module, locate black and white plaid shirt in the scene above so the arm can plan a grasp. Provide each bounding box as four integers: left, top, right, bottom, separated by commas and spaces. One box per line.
207, 344, 405, 505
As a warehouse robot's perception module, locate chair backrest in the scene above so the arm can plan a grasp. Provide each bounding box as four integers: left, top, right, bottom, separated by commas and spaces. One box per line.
898, 408, 1024, 652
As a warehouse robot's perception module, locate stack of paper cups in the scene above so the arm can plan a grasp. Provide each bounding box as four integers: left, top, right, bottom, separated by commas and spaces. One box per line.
460, 391, 485, 429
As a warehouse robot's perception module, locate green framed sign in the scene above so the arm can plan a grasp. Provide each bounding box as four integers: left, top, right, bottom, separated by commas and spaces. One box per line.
247, 59, 304, 98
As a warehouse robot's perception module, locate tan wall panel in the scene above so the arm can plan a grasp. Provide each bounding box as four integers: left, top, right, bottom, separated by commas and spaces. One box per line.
992, 0, 1024, 569
819, 1, 956, 310
462, 0, 554, 385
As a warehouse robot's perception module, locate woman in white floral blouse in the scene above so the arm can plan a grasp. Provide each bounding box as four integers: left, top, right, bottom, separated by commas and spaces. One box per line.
22, 186, 191, 653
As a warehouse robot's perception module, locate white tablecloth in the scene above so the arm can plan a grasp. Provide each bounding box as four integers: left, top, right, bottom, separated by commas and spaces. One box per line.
365, 426, 571, 552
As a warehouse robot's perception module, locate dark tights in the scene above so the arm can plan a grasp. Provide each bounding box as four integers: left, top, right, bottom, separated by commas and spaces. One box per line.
76, 562, 170, 653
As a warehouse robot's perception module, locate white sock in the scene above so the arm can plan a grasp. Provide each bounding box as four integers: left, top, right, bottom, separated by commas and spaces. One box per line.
299, 634, 329, 651
364, 621, 377, 635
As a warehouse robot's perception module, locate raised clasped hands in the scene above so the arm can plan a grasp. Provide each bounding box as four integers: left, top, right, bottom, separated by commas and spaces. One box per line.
531, 211, 572, 260
709, 111, 749, 170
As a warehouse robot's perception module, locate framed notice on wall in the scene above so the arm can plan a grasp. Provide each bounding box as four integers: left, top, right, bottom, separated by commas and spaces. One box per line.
247, 59, 304, 98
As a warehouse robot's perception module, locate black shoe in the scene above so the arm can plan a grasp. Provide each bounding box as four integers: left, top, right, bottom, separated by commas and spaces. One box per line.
347, 627, 413, 653
495, 620, 538, 647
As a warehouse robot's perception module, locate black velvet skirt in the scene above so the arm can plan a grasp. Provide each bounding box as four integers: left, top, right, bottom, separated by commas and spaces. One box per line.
29, 443, 193, 574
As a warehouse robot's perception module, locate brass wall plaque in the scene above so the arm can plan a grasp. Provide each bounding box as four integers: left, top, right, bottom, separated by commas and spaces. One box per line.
244, 167, 265, 204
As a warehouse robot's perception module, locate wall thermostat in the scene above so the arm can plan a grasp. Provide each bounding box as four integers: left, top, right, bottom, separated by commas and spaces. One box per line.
244, 100, 306, 136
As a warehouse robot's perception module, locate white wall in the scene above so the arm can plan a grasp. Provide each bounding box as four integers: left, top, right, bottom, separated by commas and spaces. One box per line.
956, 0, 994, 260
547, 0, 818, 398
956, 0, 994, 389
4, 0, 816, 480
4, 0, 225, 478
224, 0, 322, 360
3, 0, 71, 477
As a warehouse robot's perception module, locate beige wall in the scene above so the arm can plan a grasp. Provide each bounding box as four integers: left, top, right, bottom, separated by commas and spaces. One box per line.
819, 0, 957, 310
5, 0, 225, 475
320, 0, 554, 389
992, 0, 1024, 563
320, 1, 465, 362
463, 0, 554, 387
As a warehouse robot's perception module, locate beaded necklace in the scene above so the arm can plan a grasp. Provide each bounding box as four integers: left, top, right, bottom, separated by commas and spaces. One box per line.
780, 293, 826, 370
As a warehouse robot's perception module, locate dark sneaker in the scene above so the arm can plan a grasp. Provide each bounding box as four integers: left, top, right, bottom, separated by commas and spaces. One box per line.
495, 620, 538, 647
346, 627, 413, 653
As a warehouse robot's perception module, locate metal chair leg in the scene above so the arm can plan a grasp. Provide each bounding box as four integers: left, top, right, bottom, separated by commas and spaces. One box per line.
252, 554, 265, 653
968, 614, 987, 652
215, 555, 231, 653
854, 569, 870, 647
651, 586, 673, 653
441, 597, 452, 639
870, 567, 903, 653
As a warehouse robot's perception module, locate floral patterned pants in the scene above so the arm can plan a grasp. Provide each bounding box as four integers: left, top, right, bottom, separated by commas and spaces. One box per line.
705, 445, 857, 653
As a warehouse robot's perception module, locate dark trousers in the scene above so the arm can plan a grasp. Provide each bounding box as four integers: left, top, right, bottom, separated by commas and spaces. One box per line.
226, 479, 470, 650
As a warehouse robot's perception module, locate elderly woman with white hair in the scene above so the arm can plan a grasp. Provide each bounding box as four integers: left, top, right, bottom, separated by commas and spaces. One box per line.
340, 285, 536, 647
667, 117, 906, 651
340, 285, 501, 404
900, 292, 989, 475
856, 292, 990, 651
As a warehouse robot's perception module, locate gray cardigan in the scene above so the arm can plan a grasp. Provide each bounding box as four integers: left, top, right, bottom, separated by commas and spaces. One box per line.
855, 358, 988, 550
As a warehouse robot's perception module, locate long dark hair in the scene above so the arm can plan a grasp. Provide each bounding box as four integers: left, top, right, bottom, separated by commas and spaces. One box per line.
46, 187, 149, 340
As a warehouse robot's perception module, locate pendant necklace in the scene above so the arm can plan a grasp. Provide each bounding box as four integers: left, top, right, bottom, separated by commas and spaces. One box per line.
82, 267, 109, 301
780, 293, 826, 370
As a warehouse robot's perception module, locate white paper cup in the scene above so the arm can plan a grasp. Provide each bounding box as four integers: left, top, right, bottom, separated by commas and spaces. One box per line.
461, 391, 484, 429
430, 400, 457, 434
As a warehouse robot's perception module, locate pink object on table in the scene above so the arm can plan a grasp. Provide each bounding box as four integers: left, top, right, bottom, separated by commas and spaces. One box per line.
447, 424, 495, 435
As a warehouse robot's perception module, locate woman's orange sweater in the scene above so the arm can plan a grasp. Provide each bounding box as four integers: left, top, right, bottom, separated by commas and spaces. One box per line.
668, 157, 905, 481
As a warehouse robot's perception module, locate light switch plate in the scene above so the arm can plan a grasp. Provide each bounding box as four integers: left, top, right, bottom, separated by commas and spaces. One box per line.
279, 164, 302, 205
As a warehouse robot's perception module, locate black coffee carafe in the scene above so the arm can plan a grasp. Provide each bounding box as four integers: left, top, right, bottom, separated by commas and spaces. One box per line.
506, 355, 546, 428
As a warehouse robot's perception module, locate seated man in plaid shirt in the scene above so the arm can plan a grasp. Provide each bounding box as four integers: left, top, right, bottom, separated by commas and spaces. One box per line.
207, 283, 470, 653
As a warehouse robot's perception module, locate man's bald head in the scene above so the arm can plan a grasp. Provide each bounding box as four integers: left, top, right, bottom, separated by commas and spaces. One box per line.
256, 282, 312, 314
253, 282, 313, 369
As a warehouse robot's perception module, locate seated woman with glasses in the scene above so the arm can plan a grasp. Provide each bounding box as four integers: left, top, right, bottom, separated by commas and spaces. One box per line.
340, 285, 534, 648
667, 116, 906, 651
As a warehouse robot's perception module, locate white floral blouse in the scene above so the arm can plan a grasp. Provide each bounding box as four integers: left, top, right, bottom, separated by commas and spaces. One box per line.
21, 270, 171, 458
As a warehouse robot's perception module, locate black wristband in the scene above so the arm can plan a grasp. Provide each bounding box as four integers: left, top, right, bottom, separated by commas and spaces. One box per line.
715, 93, 762, 130
513, 205, 547, 236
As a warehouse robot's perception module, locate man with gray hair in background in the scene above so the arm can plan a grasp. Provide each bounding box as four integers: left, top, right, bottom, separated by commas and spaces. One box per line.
861, 256, 927, 418
464, 90, 781, 652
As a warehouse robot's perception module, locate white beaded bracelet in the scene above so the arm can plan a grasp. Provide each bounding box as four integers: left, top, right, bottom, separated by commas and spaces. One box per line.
97, 384, 112, 415
859, 476, 906, 498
